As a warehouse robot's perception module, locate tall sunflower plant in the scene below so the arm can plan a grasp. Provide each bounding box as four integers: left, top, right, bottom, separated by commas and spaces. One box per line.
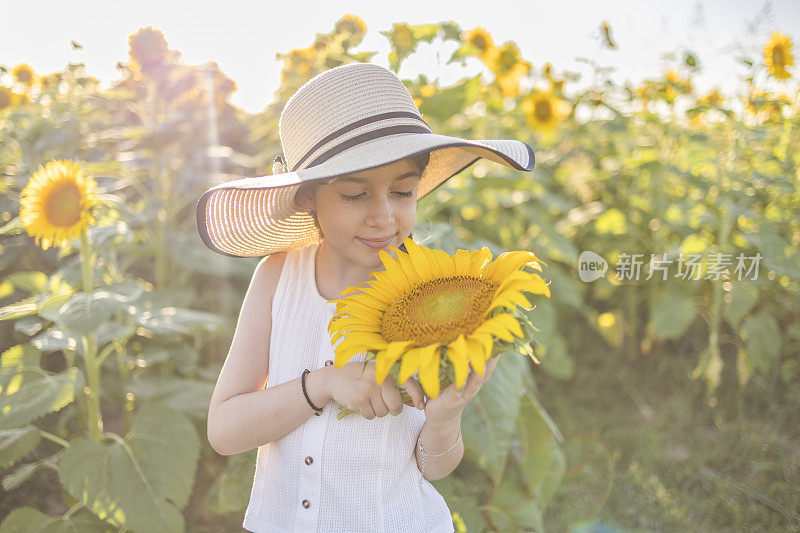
327, 237, 551, 419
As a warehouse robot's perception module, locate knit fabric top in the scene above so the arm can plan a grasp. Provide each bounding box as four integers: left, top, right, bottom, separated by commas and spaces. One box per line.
242, 241, 455, 533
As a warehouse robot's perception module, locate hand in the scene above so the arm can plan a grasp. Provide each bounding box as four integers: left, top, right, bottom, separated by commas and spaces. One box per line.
422, 355, 501, 424
327, 362, 426, 419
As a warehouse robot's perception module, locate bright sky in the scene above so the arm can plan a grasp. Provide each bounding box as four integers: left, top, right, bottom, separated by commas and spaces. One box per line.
2, 0, 798, 113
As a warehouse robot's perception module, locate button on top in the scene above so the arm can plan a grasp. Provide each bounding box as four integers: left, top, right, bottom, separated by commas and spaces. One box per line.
302, 499, 311, 509
304, 456, 313, 465
324, 359, 333, 366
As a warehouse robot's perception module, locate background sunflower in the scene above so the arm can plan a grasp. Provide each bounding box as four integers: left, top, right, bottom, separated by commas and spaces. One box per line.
19, 160, 99, 250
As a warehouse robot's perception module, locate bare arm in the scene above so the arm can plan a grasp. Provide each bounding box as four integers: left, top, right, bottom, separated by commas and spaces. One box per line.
207, 253, 334, 456
414, 415, 464, 481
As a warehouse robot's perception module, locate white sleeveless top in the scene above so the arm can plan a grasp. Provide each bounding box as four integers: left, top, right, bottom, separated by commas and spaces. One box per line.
243, 241, 455, 533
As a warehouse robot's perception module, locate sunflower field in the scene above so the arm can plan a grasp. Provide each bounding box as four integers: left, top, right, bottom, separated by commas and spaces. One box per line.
1, 14, 799, 532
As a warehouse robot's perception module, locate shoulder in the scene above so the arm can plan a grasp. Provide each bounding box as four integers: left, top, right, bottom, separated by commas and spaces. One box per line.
253, 251, 289, 303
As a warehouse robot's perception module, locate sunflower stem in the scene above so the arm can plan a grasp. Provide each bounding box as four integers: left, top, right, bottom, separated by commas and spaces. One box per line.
79, 230, 103, 441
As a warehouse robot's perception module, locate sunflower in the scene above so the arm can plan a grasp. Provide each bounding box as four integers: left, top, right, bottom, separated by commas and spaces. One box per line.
522, 90, 570, 133
128, 26, 168, 69
328, 238, 550, 398
496, 59, 531, 98
12, 64, 35, 86
20, 160, 99, 250
335, 14, 367, 37
697, 89, 723, 107
764, 31, 794, 80
663, 69, 692, 103
0, 87, 12, 110
419, 84, 436, 98
463, 27, 497, 63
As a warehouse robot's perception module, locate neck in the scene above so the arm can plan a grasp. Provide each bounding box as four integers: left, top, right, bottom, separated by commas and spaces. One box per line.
314, 240, 387, 300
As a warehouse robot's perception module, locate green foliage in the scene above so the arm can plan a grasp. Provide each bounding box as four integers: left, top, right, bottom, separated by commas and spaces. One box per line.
58, 403, 199, 532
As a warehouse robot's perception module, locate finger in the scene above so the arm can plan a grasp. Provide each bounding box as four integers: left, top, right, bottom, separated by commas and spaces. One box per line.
381, 382, 404, 416
370, 390, 390, 418
359, 403, 377, 419
464, 368, 484, 396
483, 357, 500, 381
401, 377, 426, 409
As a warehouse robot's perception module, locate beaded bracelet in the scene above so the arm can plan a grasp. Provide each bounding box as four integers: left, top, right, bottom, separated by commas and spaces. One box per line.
301, 369, 323, 416
418, 429, 462, 483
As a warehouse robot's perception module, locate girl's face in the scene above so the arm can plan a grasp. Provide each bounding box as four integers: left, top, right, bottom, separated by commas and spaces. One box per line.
303, 157, 421, 271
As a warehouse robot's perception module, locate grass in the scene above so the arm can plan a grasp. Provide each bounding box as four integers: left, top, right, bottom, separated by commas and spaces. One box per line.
536, 334, 800, 532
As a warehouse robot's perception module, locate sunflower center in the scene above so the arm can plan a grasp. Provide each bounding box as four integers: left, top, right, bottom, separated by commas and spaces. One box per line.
772, 47, 784, 67
472, 35, 487, 51
535, 100, 552, 121
44, 182, 83, 226
380, 276, 497, 344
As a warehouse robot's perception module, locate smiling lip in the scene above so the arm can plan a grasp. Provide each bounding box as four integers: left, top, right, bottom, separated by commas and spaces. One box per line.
357, 235, 395, 249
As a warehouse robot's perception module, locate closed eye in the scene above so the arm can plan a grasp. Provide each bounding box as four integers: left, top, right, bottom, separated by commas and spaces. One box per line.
340, 191, 415, 202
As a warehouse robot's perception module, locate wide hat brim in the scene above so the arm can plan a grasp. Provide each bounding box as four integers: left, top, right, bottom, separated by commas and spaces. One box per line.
196, 131, 535, 257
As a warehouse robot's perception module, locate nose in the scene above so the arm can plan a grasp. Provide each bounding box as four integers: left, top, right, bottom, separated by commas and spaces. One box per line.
365, 194, 394, 228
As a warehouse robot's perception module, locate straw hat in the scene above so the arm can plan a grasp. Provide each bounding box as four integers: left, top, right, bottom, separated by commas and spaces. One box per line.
196, 62, 535, 257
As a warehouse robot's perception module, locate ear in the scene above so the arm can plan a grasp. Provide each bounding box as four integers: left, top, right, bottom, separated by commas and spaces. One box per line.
293, 185, 313, 211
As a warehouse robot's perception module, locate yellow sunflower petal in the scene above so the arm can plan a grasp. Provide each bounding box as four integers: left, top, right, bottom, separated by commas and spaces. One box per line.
375, 340, 416, 383
492, 312, 524, 339
452, 249, 472, 276
475, 313, 522, 342
446, 335, 470, 387
388, 244, 422, 285
331, 326, 382, 343
468, 247, 493, 274
399, 345, 425, 383
497, 271, 551, 298
464, 334, 489, 374
341, 291, 388, 310
334, 343, 366, 367
341, 282, 371, 296
432, 249, 456, 278
404, 238, 435, 281
418, 345, 442, 398
483, 250, 542, 281
487, 289, 533, 313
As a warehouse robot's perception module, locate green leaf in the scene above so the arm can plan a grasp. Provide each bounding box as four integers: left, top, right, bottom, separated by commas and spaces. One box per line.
0, 426, 41, 468
741, 312, 781, 371
127, 375, 213, 420
418, 75, 482, 123
129, 305, 225, 335
0, 297, 40, 321
202, 449, 256, 514
89, 221, 132, 249
0, 506, 114, 533
431, 470, 490, 532
37, 291, 74, 322
533, 441, 565, 508
3, 271, 48, 294
58, 290, 130, 336
649, 291, 696, 340
30, 326, 81, 353
744, 225, 800, 279
1, 450, 62, 491
1, 346, 84, 430
736, 346, 754, 386
59, 403, 200, 533
724, 282, 758, 328
462, 354, 526, 484
517, 394, 557, 495
487, 467, 544, 532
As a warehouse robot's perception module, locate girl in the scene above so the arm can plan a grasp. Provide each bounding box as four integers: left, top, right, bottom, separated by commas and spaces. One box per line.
197, 63, 535, 532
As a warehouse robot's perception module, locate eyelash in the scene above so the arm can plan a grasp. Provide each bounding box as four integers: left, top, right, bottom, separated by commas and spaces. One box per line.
340, 191, 415, 202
